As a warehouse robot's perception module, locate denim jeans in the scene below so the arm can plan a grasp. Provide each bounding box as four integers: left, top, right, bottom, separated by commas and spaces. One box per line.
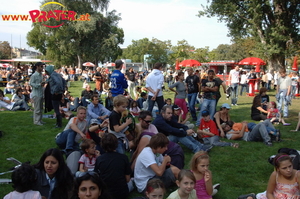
187, 93, 198, 120
239, 84, 247, 96
116, 139, 126, 154
203, 136, 231, 147
277, 92, 289, 117
168, 135, 204, 153
231, 83, 239, 105
147, 95, 164, 113
55, 129, 79, 150
247, 122, 271, 143
196, 99, 216, 126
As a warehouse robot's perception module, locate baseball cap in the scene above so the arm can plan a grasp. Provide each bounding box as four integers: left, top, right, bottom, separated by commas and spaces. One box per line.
201, 110, 210, 117
90, 119, 100, 125
172, 105, 181, 110
115, 59, 124, 68
221, 103, 231, 109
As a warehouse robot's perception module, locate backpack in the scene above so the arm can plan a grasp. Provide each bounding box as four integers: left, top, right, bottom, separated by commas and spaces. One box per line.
268, 148, 300, 170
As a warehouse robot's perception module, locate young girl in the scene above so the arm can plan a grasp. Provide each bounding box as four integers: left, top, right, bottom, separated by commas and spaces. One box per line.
267, 101, 290, 125
167, 169, 197, 199
130, 100, 141, 117
4, 163, 42, 199
105, 91, 114, 111
190, 151, 213, 199
255, 153, 300, 199
132, 179, 166, 199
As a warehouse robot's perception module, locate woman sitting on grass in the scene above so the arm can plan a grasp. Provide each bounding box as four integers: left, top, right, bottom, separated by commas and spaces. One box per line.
214, 103, 231, 138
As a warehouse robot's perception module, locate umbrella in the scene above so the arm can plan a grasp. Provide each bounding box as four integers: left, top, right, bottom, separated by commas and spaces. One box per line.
292, 56, 298, 71
0, 63, 13, 68
238, 57, 266, 72
82, 62, 95, 67
179, 59, 201, 67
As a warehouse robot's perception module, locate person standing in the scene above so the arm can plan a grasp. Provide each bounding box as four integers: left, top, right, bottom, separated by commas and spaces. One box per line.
276, 68, 292, 118
228, 65, 240, 106
29, 62, 45, 126
145, 62, 164, 113
45, 65, 66, 128
185, 67, 201, 121
266, 71, 273, 90
126, 67, 136, 99
110, 60, 128, 97
94, 67, 104, 97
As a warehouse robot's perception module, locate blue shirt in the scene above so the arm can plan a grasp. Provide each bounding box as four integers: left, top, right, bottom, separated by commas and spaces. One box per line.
87, 102, 111, 122
110, 70, 128, 97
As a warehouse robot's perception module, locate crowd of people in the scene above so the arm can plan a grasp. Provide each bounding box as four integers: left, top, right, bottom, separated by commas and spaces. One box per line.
1, 60, 300, 199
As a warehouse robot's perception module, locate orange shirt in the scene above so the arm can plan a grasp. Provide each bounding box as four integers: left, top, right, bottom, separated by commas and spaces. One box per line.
232, 123, 249, 132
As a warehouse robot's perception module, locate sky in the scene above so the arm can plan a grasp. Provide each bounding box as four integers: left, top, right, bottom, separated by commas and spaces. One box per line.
0, 0, 232, 53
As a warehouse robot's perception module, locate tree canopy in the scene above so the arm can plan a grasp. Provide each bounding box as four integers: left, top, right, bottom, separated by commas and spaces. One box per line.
198, 0, 300, 70
0, 41, 12, 59
27, 0, 124, 67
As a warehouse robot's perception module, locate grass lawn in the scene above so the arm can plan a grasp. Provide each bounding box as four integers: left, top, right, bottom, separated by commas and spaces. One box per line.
0, 81, 300, 198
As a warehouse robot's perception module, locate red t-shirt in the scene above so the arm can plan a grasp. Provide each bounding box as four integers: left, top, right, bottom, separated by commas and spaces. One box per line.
198, 118, 219, 138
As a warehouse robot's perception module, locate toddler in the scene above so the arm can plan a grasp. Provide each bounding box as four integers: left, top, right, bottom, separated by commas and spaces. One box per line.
267, 101, 290, 125
76, 139, 100, 177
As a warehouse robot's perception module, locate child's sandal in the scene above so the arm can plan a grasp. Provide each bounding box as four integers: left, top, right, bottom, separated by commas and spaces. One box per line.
231, 143, 239, 148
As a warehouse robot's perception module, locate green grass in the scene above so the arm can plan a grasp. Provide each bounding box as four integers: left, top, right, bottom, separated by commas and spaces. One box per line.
1, 81, 300, 198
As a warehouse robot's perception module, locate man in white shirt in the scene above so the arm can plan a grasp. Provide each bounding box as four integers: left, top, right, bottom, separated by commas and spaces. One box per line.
145, 62, 164, 113
228, 65, 240, 106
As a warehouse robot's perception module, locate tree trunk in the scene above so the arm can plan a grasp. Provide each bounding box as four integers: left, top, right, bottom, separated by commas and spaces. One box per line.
267, 54, 285, 72
77, 55, 82, 69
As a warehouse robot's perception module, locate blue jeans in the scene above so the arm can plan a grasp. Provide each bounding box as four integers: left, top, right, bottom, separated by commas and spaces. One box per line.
116, 139, 126, 154
248, 122, 272, 143
168, 135, 204, 153
231, 83, 239, 105
239, 84, 247, 96
277, 92, 289, 117
147, 95, 164, 113
187, 93, 198, 120
55, 129, 79, 151
196, 99, 216, 126
203, 136, 231, 147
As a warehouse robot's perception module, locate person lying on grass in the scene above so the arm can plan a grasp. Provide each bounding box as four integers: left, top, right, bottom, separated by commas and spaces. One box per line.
222, 120, 275, 146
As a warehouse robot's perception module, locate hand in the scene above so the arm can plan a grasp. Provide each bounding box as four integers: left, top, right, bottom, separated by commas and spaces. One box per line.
163, 155, 171, 163
204, 171, 211, 182
186, 129, 195, 136
80, 133, 86, 139
101, 119, 109, 127
126, 117, 133, 125
95, 150, 101, 157
151, 96, 156, 101
220, 131, 225, 138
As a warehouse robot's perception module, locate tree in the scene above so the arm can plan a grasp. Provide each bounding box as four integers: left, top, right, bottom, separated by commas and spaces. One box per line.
199, 0, 300, 70
0, 41, 12, 59
121, 38, 171, 65
27, 0, 123, 67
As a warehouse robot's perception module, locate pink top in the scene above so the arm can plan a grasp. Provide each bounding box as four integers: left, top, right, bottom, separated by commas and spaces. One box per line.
191, 170, 211, 199
267, 108, 279, 119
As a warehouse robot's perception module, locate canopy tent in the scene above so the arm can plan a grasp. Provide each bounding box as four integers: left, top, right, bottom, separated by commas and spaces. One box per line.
82, 62, 95, 67
0, 59, 51, 63
238, 57, 266, 72
179, 59, 201, 67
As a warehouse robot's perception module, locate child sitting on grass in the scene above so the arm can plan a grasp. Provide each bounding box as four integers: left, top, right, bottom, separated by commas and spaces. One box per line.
267, 101, 290, 125
108, 94, 132, 154
197, 110, 239, 148
76, 139, 100, 177
4, 163, 42, 199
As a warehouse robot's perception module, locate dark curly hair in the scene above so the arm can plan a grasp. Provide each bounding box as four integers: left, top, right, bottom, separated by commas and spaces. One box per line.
12, 163, 37, 193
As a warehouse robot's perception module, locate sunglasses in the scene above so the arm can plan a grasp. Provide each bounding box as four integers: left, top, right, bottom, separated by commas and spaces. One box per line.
143, 119, 152, 124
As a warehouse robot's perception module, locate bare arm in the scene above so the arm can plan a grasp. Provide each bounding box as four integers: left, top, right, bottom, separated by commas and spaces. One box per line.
214, 112, 225, 137
257, 106, 268, 114
205, 170, 213, 196
113, 118, 132, 133
70, 123, 86, 139
149, 155, 171, 176
266, 171, 277, 199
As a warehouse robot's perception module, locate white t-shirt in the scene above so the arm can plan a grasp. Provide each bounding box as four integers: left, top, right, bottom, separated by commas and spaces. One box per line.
64, 117, 87, 143
229, 69, 240, 84
0, 96, 14, 110
134, 147, 163, 192
4, 190, 42, 199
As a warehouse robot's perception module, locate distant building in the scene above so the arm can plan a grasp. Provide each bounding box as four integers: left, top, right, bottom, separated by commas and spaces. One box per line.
11, 48, 42, 58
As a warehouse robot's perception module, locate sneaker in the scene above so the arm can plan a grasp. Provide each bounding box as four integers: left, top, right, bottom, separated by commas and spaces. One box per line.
213, 183, 220, 190
40, 121, 46, 124
264, 141, 273, 147
237, 193, 256, 199
231, 104, 234, 106
35, 122, 43, 126
235, 104, 238, 106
